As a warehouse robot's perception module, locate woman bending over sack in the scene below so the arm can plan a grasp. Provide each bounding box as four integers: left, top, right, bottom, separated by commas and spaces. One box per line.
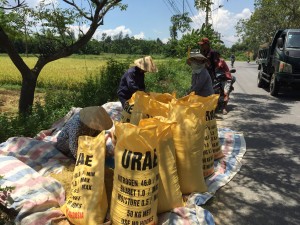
55, 106, 114, 159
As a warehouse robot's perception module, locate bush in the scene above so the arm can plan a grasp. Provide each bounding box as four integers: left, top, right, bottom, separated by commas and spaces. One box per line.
74, 58, 130, 107
0, 57, 192, 142
145, 58, 191, 97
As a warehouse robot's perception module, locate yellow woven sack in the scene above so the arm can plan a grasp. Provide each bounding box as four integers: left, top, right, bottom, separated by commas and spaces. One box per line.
186, 94, 223, 160
168, 100, 207, 194
203, 126, 214, 177
61, 131, 108, 225
149, 92, 176, 103
130, 91, 152, 125
121, 92, 136, 123
131, 95, 169, 126
110, 122, 159, 225
139, 117, 184, 213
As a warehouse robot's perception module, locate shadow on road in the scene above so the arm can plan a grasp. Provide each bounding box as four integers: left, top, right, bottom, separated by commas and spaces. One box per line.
260, 87, 300, 101
207, 92, 300, 225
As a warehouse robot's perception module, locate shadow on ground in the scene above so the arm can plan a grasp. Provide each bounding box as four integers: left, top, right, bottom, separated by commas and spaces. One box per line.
207, 92, 300, 225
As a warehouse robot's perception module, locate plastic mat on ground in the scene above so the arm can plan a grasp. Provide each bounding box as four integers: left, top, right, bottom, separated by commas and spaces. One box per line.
0, 103, 246, 225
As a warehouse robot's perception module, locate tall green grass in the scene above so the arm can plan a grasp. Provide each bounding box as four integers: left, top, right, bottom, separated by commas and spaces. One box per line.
0, 57, 191, 142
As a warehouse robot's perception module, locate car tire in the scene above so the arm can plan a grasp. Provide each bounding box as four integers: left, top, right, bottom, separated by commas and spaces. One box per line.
257, 71, 265, 88
270, 73, 279, 96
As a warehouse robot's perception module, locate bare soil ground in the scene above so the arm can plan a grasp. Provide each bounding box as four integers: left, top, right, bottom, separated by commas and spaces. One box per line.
0, 89, 45, 114
0, 89, 19, 114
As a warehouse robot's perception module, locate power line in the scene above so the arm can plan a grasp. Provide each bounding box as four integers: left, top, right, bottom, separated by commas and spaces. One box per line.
174, 0, 183, 13
185, 0, 195, 17
185, 0, 204, 27
166, 0, 181, 14
162, 0, 175, 15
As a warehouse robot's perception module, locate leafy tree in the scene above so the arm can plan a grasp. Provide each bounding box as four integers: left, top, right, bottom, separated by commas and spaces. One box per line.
194, 0, 228, 26
0, 0, 126, 114
169, 13, 192, 40
176, 24, 224, 57
236, 0, 300, 52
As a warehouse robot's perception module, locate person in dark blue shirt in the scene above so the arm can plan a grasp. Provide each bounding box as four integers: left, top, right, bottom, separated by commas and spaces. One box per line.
117, 56, 158, 107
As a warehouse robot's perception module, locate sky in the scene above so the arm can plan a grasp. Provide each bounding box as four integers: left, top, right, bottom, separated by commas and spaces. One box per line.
24, 0, 255, 48
97, 0, 255, 47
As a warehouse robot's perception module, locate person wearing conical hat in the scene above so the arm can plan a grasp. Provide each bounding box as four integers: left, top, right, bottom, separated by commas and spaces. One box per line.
55, 106, 113, 158
187, 53, 214, 97
117, 56, 158, 108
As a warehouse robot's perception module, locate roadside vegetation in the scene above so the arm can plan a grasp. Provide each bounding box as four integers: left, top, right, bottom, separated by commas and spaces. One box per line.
0, 55, 191, 143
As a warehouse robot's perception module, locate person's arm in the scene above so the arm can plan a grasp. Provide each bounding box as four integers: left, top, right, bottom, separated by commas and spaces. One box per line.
221, 59, 230, 72
126, 72, 143, 92
220, 59, 232, 79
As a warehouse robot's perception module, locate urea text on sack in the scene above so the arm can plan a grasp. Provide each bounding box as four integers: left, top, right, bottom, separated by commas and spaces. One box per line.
117, 194, 155, 207
124, 102, 134, 114
75, 153, 94, 167
127, 208, 151, 218
66, 200, 82, 209
118, 174, 159, 187
119, 183, 159, 197
66, 208, 84, 219
121, 149, 158, 171
121, 215, 153, 225
206, 110, 215, 121
73, 171, 95, 179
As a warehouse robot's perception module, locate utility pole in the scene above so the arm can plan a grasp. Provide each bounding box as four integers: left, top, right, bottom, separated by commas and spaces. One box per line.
205, 0, 211, 27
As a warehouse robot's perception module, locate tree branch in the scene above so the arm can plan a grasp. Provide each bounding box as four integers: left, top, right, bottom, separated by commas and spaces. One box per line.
0, 0, 26, 10
63, 0, 93, 20
0, 26, 31, 78
33, 0, 122, 72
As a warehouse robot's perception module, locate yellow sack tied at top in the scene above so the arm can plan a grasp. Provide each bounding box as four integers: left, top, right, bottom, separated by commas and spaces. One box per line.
168, 99, 207, 194
139, 117, 184, 214
61, 131, 108, 225
131, 92, 170, 126
121, 92, 137, 123
110, 122, 159, 225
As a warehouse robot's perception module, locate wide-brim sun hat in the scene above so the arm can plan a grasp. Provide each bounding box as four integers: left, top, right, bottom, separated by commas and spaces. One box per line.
79, 106, 113, 131
187, 53, 208, 65
134, 56, 158, 73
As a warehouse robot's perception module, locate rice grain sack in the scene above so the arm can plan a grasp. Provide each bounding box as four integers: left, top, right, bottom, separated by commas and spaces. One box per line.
186, 94, 223, 159
61, 131, 108, 225
130, 91, 152, 125
168, 100, 207, 194
131, 96, 169, 126
121, 92, 136, 123
203, 126, 214, 177
149, 92, 176, 103
110, 122, 159, 225
139, 117, 184, 213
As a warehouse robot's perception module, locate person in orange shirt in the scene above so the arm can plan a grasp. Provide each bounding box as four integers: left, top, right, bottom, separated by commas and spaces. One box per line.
214, 52, 236, 115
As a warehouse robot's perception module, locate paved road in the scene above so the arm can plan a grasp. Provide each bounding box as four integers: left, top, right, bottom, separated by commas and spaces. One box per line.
207, 61, 300, 225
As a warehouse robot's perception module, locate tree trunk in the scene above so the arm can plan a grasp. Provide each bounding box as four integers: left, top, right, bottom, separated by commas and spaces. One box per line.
19, 71, 37, 114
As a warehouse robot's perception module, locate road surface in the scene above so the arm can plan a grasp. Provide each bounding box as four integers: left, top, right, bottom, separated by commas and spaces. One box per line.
207, 61, 300, 225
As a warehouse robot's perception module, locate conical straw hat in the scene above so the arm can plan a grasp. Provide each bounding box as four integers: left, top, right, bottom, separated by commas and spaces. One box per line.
186, 53, 208, 65
134, 56, 158, 73
79, 106, 113, 131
